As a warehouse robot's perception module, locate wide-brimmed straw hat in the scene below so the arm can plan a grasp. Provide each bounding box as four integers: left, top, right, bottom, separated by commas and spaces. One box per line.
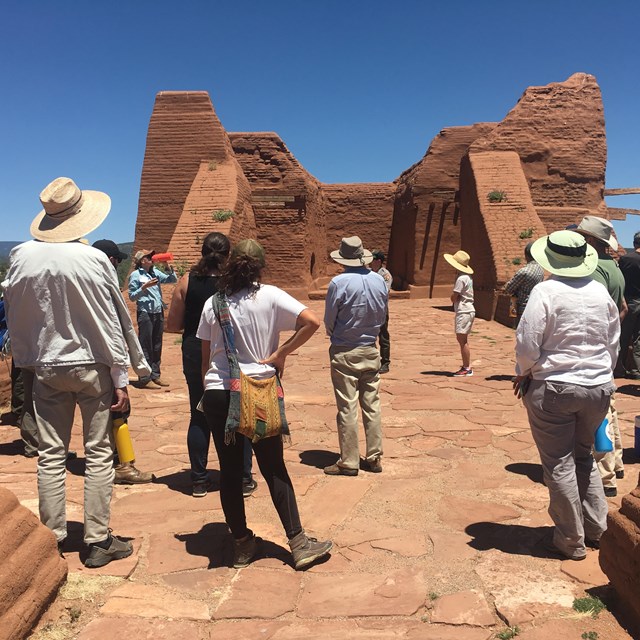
443, 250, 473, 274
530, 230, 598, 278
330, 236, 373, 267
31, 177, 111, 243
576, 215, 617, 251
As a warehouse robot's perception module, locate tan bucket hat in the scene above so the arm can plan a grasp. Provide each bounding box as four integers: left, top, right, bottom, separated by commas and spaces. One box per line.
30, 177, 111, 243
443, 250, 473, 274
576, 215, 617, 250
330, 236, 373, 267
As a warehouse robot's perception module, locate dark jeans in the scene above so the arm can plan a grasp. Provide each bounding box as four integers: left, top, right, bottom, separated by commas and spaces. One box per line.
137, 309, 164, 382
617, 299, 640, 374
11, 364, 39, 455
203, 389, 302, 540
183, 338, 252, 484
378, 312, 390, 366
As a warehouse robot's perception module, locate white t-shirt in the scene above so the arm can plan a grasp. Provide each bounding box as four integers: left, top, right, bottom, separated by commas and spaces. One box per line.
196, 284, 306, 390
453, 274, 474, 313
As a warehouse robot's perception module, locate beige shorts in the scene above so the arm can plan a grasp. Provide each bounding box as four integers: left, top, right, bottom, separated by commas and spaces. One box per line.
455, 312, 475, 335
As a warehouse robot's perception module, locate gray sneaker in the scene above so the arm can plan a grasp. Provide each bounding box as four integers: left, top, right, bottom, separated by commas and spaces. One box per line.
233, 533, 261, 568
289, 531, 333, 570
84, 534, 133, 568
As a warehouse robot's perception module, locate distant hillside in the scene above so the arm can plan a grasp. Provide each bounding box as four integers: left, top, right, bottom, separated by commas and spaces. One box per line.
0, 241, 24, 260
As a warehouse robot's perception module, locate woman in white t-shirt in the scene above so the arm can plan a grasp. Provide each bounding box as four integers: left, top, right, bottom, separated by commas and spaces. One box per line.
197, 240, 332, 570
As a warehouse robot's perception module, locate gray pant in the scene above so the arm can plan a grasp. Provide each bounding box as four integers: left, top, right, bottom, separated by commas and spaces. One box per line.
523, 378, 613, 559
34, 364, 115, 544
329, 344, 383, 470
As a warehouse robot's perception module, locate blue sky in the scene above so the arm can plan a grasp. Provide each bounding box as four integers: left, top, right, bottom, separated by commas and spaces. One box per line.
2, 0, 640, 245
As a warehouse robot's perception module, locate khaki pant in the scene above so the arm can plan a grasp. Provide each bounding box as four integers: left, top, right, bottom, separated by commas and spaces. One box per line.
523, 378, 613, 559
34, 364, 115, 544
594, 393, 624, 489
329, 344, 382, 471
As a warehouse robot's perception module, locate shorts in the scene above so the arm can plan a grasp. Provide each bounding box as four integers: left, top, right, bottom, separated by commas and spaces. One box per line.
455, 311, 475, 335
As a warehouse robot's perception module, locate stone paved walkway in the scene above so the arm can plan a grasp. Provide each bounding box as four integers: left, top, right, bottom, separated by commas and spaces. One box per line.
1, 299, 637, 639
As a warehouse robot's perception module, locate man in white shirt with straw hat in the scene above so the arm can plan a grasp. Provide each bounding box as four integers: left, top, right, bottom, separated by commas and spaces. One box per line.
514, 230, 619, 561
3, 177, 148, 567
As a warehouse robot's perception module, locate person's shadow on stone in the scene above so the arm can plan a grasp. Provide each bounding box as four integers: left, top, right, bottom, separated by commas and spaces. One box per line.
505, 462, 545, 485
155, 469, 220, 495
299, 450, 339, 469
0, 438, 25, 456
175, 523, 292, 568
420, 370, 454, 377
465, 522, 557, 559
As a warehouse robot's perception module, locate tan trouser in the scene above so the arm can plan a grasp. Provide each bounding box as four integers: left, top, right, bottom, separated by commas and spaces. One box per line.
594, 394, 624, 489
34, 364, 115, 544
329, 344, 383, 471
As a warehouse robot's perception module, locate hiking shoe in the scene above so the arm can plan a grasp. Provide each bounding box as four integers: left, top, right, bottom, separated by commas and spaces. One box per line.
541, 535, 585, 561
114, 462, 155, 484
604, 486, 617, 497
379, 363, 390, 374
151, 378, 170, 387
132, 379, 152, 389
453, 367, 473, 377
615, 470, 625, 480
193, 480, 211, 498
233, 534, 261, 568
323, 463, 358, 477
242, 478, 258, 498
362, 456, 382, 473
84, 534, 133, 568
289, 531, 333, 570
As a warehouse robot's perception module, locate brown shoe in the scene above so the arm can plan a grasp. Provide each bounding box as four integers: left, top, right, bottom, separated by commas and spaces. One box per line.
151, 378, 170, 387
363, 456, 382, 473
323, 463, 358, 477
114, 462, 155, 484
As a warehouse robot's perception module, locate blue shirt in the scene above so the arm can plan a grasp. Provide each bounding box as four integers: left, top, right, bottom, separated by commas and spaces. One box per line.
128, 266, 177, 313
324, 267, 388, 347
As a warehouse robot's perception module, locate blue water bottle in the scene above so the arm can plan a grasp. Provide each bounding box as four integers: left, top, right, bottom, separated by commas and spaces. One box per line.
594, 418, 613, 453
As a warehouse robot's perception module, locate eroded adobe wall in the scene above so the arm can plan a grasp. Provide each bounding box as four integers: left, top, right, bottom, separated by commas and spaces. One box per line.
229, 132, 325, 290
460, 152, 547, 322
323, 183, 396, 280
135, 92, 237, 255
470, 73, 608, 227
388, 124, 496, 295
600, 479, 640, 635
0, 487, 67, 640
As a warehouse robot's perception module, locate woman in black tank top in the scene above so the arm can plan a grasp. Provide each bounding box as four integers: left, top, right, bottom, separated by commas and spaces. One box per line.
167, 233, 240, 496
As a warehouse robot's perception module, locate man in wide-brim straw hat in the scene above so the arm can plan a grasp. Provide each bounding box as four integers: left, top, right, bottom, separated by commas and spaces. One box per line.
575, 216, 627, 497
323, 236, 388, 476
514, 230, 620, 561
3, 177, 151, 568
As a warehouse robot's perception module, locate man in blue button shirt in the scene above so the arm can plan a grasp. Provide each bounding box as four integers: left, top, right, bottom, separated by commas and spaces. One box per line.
128, 249, 177, 387
323, 236, 388, 476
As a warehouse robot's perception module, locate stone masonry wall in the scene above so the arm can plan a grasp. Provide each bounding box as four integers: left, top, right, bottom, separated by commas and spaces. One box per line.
460, 151, 547, 322
388, 124, 496, 295
470, 73, 607, 216
0, 487, 67, 640
135, 92, 236, 256
599, 477, 640, 635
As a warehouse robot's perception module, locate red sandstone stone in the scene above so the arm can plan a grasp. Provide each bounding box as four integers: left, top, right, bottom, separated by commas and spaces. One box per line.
0, 487, 67, 640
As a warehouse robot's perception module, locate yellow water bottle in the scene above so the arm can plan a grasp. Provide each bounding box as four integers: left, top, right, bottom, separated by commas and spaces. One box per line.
112, 412, 135, 463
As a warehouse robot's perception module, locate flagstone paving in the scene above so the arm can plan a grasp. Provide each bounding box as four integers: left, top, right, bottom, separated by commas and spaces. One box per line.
1, 299, 638, 639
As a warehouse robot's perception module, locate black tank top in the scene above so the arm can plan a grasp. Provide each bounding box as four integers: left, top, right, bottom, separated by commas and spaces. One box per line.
183, 274, 220, 339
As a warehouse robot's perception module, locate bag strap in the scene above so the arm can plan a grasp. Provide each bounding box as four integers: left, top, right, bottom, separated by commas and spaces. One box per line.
211, 292, 242, 442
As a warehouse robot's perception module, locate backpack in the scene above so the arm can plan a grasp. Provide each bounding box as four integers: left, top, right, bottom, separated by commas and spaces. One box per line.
0, 299, 10, 360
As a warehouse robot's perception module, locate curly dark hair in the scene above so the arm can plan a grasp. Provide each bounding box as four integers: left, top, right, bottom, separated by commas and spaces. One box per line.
218, 239, 265, 296
191, 232, 230, 276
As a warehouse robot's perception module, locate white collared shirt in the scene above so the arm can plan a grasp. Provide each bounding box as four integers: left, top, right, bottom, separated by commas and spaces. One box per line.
515, 276, 620, 385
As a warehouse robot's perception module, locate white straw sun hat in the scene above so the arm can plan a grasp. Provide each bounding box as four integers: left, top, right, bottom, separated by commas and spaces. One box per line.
443, 250, 473, 274
530, 230, 598, 278
30, 177, 111, 243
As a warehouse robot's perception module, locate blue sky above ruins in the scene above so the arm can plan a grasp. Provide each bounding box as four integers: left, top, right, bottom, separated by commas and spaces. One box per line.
2, 0, 640, 244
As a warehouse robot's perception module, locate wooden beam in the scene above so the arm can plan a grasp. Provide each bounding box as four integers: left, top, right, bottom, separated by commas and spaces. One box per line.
604, 188, 640, 196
